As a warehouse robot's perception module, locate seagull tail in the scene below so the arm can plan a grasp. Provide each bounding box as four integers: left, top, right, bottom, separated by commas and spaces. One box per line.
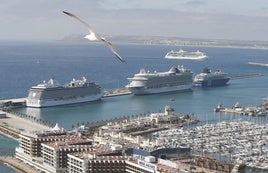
62, 11, 78, 18
62, 11, 72, 16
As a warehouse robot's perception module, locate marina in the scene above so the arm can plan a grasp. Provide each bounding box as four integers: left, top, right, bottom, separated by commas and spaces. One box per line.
152, 121, 268, 171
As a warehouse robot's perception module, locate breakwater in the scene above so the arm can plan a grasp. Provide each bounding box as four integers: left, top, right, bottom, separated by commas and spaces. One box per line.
230, 73, 263, 80
248, 62, 268, 67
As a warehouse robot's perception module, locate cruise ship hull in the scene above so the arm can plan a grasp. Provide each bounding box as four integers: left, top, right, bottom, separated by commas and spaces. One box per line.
26, 77, 103, 108
127, 84, 192, 95
165, 50, 207, 60
165, 55, 207, 60
26, 93, 103, 108
193, 78, 230, 87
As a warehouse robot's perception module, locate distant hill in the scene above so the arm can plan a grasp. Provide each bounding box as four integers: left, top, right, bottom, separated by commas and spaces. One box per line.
61, 34, 268, 49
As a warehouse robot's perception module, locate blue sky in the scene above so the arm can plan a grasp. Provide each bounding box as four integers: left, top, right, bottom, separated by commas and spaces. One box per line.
1, 0, 268, 41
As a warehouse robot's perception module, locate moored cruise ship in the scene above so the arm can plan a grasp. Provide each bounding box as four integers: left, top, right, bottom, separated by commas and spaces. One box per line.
126, 65, 193, 95
165, 49, 207, 60
193, 67, 230, 87
26, 77, 103, 107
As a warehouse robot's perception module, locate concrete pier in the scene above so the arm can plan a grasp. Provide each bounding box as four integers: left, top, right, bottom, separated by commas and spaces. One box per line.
0, 97, 26, 108
103, 87, 131, 97
230, 73, 263, 80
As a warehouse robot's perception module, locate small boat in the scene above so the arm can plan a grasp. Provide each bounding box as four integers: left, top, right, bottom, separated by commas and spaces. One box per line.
170, 98, 175, 102
214, 104, 225, 112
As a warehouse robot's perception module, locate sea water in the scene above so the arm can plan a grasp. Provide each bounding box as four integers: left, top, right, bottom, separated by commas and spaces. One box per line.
0, 41, 268, 172
1, 41, 266, 129
0, 133, 18, 173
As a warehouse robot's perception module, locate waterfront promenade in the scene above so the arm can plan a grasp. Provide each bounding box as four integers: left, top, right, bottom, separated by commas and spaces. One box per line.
0, 110, 50, 139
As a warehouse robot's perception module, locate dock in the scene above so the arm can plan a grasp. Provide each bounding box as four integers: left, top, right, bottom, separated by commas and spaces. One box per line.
0, 97, 26, 108
103, 87, 131, 97
214, 102, 268, 116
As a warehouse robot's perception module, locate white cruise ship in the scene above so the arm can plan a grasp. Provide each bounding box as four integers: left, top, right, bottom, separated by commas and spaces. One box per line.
26, 77, 103, 108
126, 66, 193, 95
165, 49, 207, 60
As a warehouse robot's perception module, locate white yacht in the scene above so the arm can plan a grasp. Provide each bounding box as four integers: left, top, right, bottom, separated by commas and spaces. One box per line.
26, 77, 103, 107
126, 65, 193, 95
165, 49, 207, 60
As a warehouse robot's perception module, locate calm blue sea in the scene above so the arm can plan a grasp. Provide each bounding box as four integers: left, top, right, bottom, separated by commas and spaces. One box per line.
0, 134, 18, 173
0, 41, 268, 172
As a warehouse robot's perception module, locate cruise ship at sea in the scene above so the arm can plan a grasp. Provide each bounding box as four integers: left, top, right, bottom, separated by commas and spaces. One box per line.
126, 65, 193, 95
165, 49, 207, 60
26, 77, 103, 107
193, 67, 230, 87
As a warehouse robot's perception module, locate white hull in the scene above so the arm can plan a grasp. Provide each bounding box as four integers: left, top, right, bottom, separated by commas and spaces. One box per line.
165, 55, 207, 60
128, 84, 192, 95
248, 62, 268, 67
26, 93, 103, 108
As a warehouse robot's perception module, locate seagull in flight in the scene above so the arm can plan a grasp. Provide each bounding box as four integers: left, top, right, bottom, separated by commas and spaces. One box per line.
63, 11, 126, 63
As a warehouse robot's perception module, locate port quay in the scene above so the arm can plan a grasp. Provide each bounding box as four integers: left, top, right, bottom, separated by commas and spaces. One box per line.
0, 87, 267, 173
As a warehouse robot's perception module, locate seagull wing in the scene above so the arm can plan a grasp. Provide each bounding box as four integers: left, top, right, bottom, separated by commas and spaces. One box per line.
100, 38, 127, 63
63, 11, 97, 38
63, 11, 126, 63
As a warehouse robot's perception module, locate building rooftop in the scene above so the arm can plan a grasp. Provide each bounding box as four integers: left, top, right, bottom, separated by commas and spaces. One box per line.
42, 136, 92, 149
21, 129, 67, 139
68, 149, 126, 161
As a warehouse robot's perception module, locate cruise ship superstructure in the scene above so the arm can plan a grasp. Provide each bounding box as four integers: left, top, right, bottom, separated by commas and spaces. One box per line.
126, 66, 193, 95
165, 49, 207, 60
193, 67, 230, 87
26, 77, 103, 107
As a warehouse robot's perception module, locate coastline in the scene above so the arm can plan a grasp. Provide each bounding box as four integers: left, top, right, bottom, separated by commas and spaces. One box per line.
0, 156, 35, 173
0, 123, 20, 140
61, 35, 268, 50
0, 110, 51, 173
